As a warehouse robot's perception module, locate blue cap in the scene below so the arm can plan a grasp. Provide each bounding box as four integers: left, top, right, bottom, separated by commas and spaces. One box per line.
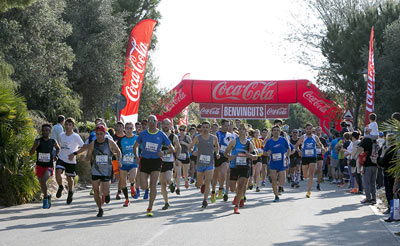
379, 131, 384, 137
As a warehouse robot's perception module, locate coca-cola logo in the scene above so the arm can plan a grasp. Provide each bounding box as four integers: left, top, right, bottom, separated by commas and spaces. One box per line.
303, 91, 330, 113
162, 89, 187, 114
212, 81, 276, 101
266, 107, 287, 115
200, 107, 221, 115
124, 38, 149, 102
365, 52, 375, 113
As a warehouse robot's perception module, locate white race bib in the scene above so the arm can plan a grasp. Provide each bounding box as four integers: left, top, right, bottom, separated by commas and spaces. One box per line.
220, 145, 227, 153
199, 154, 211, 164
305, 149, 314, 156
316, 147, 322, 155
162, 153, 174, 162
178, 153, 187, 160
96, 155, 108, 165
272, 153, 282, 161
236, 156, 247, 166
122, 154, 134, 164
38, 152, 51, 162
145, 142, 158, 153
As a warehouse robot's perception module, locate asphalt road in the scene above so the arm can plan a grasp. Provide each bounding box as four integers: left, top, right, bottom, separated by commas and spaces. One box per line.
0, 178, 399, 246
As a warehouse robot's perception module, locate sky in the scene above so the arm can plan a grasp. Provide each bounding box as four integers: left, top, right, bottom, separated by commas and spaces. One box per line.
151, 0, 321, 90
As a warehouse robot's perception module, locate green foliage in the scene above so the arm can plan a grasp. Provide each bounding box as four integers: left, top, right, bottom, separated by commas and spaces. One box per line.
284, 104, 319, 130
64, 0, 127, 120
0, 73, 39, 206
0, 0, 36, 12
76, 121, 96, 134
0, 0, 81, 122
187, 103, 200, 125
382, 119, 400, 179
246, 120, 272, 131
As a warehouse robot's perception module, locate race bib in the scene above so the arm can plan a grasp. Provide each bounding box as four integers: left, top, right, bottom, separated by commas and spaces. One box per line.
145, 142, 158, 153
38, 152, 51, 162
122, 154, 134, 164
272, 153, 282, 161
96, 155, 108, 165
257, 148, 263, 155
236, 156, 247, 166
305, 149, 314, 156
316, 147, 322, 155
162, 153, 174, 162
220, 145, 227, 153
199, 154, 211, 164
178, 153, 187, 160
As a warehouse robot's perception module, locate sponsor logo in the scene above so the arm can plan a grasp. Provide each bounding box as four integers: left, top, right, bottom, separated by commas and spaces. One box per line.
212, 81, 276, 101
200, 107, 221, 115
302, 91, 330, 113
266, 107, 288, 116
162, 89, 187, 114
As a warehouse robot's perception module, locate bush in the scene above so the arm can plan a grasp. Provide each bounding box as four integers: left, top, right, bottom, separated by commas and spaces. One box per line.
0, 82, 40, 206
76, 121, 95, 134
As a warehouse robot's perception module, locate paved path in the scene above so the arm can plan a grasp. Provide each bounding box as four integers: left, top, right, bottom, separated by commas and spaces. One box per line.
0, 179, 399, 246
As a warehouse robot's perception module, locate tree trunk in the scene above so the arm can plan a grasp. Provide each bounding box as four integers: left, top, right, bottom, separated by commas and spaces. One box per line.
353, 100, 361, 130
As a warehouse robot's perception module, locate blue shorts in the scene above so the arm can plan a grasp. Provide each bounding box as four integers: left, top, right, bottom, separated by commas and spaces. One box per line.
196, 165, 214, 173
120, 164, 137, 171
269, 163, 286, 172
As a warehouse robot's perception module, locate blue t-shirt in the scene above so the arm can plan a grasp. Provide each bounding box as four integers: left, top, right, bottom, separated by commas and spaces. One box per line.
121, 135, 138, 166
264, 137, 289, 166
216, 131, 235, 154
137, 129, 171, 159
229, 138, 250, 168
330, 138, 339, 160
302, 135, 317, 158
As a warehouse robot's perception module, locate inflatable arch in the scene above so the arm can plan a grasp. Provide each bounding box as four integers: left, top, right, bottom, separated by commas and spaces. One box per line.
156, 79, 343, 132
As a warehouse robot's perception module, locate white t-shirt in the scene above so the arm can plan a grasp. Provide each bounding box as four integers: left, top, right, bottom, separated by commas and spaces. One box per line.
58, 132, 84, 164
50, 123, 64, 145
367, 121, 379, 136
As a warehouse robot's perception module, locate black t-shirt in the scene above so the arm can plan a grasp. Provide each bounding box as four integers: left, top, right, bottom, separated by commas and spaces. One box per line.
290, 137, 300, 158
36, 137, 56, 168
359, 137, 375, 167
343, 140, 351, 150
112, 134, 125, 160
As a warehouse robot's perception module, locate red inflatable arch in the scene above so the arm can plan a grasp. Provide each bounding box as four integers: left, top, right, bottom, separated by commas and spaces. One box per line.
156, 79, 342, 132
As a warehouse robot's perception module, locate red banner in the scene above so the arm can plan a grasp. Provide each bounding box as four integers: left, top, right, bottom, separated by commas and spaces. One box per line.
199, 104, 289, 119
365, 26, 375, 126
119, 19, 157, 123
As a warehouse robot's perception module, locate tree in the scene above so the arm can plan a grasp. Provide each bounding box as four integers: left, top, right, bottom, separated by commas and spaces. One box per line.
64, 0, 127, 120
0, 0, 81, 122
284, 103, 319, 130
0, 0, 36, 12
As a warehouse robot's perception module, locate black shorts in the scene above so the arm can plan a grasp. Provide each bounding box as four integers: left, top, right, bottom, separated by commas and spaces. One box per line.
302, 157, 317, 165
230, 167, 250, 181
262, 156, 269, 165
140, 158, 162, 174
92, 175, 111, 182
177, 157, 190, 164
56, 159, 76, 177
215, 154, 228, 167
190, 155, 197, 163
317, 155, 323, 161
252, 157, 262, 165
289, 156, 301, 168
161, 162, 174, 172
339, 159, 347, 173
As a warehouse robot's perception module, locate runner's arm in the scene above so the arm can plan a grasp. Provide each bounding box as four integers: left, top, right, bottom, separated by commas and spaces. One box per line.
85, 142, 95, 162
29, 139, 40, 156
53, 141, 60, 161
315, 137, 326, 153
109, 139, 122, 162
213, 135, 220, 158
173, 135, 181, 157
188, 136, 198, 153
224, 140, 236, 161
247, 142, 258, 161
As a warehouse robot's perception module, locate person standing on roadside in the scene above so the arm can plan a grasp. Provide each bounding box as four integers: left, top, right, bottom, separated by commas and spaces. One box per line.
50, 115, 65, 145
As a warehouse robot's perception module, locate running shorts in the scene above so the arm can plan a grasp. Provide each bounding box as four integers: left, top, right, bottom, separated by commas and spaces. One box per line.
229, 167, 250, 181
301, 157, 317, 165
161, 162, 174, 173
56, 159, 76, 177
140, 158, 162, 174
215, 154, 228, 167
92, 175, 111, 182
35, 166, 53, 178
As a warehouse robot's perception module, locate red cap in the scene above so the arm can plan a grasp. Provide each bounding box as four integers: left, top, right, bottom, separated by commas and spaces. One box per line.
95, 125, 106, 133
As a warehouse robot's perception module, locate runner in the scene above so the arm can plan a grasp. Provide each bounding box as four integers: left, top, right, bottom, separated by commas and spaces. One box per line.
133, 122, 146, 199
189, 121, 220, 208
263, 125, 290, 202
260, 128, 269, 186
289, 129, 302, 188
295, 123, 325, 198
85, 125, 121, 217
133, 115, 175, 217
160, 119, 181, 210
188, 126, 198, 185
55, 118, 84, 204
251, 129, 263, 192
315, 126, 327, 190
176, 125, 192, 190
119, 122, 138, 207
225, 124, 257, 214
30, 123, 60, 209
213, 120, 235, 202
112, 121, 125, 200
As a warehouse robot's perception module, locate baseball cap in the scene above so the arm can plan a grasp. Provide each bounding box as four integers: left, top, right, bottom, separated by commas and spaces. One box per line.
95, 125, 106, 133
379, 131, 384, 137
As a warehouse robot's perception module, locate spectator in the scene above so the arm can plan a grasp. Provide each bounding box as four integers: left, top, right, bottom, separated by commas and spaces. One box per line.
365, 113, 379, 140
329, 131, 341, 184
349, 131, 362, 194
359, 133, 377, 205
50, 115, 65, 145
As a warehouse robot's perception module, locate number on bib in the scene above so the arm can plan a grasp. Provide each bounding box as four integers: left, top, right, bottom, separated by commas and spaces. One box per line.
123, 154, 134, 164
178, 153, 187, 160
220, 145, 227, 153
96, 155, 108, 165
272, 153, 282, 161
38, 153, 51, 162
199, 154, 211, 164
236, 156, 247, 166
305, 149, 314, 156
145, 142, 158, 152
316, 147, 322, 155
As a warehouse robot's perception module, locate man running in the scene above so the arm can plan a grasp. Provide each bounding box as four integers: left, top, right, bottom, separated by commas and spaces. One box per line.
295, 123, 325, 198
251, 129, 263, 192
189, 121, 220, 208
133, 115, 175, 217
264, 125, 290, 202
289, 129, 302, 188
213, 120, 235, 202
112, 121, 125, 200
176, 125, 192, 190
315, 126, 327, 190
85, 125, 121, 217
55, 118, 84, 204
225, 124, 257, 214
260, 128, 269, 186
160, 119, 181, 210
30, 123, 60, 209
119, 122, 138, 207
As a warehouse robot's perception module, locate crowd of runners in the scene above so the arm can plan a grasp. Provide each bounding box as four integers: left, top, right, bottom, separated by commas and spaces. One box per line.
30, 112, 400, 218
